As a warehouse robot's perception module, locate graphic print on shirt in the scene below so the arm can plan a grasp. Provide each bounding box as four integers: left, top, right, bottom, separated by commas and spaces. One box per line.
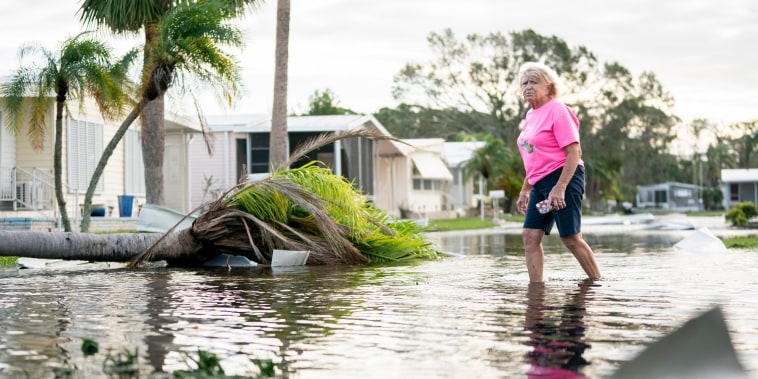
520, 139, 535, 153
519, 123, 536, 154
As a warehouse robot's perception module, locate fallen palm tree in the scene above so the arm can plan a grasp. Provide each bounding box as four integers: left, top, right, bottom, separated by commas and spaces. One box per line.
0, 129, 441, 267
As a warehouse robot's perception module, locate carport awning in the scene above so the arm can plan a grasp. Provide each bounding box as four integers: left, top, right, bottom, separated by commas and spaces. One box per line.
411, 155, 453, 180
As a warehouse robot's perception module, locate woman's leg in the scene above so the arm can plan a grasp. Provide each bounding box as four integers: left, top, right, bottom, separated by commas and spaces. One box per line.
561, 232, 601, 280
523, 228, 546, 282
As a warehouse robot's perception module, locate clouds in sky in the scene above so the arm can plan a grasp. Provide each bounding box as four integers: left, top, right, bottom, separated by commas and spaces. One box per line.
1, 0, 756, 124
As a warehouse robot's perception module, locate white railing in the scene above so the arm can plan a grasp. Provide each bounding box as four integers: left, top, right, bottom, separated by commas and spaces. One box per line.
0, 167, 55, 211
0, 167, 15, 202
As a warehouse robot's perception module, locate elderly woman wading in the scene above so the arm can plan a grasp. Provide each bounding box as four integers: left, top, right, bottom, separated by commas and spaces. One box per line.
515, 62, 601, 283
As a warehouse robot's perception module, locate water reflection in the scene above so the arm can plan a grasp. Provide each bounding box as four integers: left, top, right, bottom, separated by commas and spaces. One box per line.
524, 280, 595, 378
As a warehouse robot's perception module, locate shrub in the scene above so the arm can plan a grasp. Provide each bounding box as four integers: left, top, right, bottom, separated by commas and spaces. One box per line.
725, 201, 758, 227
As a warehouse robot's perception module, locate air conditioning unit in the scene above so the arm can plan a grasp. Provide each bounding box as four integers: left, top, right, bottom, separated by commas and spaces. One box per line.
16, 182, 32, 208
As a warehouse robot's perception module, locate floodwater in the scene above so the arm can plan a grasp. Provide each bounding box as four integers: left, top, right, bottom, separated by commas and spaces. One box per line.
1, 230, 757, 378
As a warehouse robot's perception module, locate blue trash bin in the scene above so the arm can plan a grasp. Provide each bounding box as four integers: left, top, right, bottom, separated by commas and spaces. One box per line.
117, 195, 134, 217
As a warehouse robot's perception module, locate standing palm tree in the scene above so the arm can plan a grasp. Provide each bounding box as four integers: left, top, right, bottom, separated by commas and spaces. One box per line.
269, 0, 291, 169
79, 0, 253, 232
78, 0, 262, 206
1, 32, 131, 232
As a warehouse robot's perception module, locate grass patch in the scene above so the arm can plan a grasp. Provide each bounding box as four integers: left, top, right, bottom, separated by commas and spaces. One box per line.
425, 217, 498, 232
686, 211, 725, 217
723, 236, 758, 249
504, 214, 525, 223
0, 256, 17, 268
95, 229, 139, 234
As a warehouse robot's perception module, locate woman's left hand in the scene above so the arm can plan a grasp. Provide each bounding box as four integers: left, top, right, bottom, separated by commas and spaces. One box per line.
548, 186, 567, 210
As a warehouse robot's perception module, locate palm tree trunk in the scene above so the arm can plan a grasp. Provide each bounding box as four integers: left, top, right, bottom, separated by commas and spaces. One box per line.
54, 100, 72, 232
269, 0, 290, 169
80, 101, 144, 232
0, 228, 199, 263
142, 95, 165, 206
141, 21, 166, 206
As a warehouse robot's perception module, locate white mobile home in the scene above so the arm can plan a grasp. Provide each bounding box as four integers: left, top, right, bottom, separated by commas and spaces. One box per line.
721, 168, 758, 209
636, 182, 702, 211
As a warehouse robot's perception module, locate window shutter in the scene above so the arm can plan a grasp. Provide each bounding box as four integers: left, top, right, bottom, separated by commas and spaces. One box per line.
67, 118, 104, 194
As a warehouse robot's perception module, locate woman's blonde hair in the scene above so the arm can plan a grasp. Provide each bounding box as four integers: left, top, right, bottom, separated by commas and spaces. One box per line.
518, 62, 565, 99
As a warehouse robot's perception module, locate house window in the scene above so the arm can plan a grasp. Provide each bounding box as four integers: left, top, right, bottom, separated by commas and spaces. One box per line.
248, 133, 270, 174
673, 189, 692, 198
67, 118, 103, 194
730, 183, 739, 201
124, 129, 145, 195
413, 178, 441, 191
654, 190, 667, 204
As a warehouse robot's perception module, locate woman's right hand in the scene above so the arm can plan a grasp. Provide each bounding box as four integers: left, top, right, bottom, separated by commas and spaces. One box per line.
517, 193, 529, 215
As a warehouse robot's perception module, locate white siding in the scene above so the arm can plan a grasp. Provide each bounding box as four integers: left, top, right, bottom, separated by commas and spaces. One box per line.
124, 129, 145, 196
0, 111, 16, 167
163, 132, 191, 213
189, 131, 242, 210
375, 155, 408, 217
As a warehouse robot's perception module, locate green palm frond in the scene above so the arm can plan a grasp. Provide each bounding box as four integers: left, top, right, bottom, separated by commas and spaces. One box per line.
226, 162, 440, 264
271, 163, 374, 238
233, 181, 292, 223
152, 0, 245, 101
352, 218, 439, 263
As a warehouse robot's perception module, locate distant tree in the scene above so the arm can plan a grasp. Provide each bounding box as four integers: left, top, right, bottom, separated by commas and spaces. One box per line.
706, 143, 736, 186
374, 104, 486, 140
687, 118, 711, 183
1, 33, 132, 232
304, 89, 357, 115
579, 63, 679, 205
729, 120, 758, 168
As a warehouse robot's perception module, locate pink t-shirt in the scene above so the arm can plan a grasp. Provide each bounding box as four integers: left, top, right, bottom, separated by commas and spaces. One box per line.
517, 99, 583, 185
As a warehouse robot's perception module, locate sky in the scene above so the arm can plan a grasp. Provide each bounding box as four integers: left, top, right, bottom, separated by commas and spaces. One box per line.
1, 0, 756, 127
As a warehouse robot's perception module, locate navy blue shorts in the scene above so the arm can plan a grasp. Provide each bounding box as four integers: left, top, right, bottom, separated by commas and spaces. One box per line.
523, 166, 585, 238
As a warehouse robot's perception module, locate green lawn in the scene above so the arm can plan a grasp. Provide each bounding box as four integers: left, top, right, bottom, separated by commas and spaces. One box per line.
0, 256, 17, 268
425, 217, 499, 232
685, 211, 725, 217
723, 236, 758, 249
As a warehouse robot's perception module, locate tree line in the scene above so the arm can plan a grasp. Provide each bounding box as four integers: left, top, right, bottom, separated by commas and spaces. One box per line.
372, 29, 758, 212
